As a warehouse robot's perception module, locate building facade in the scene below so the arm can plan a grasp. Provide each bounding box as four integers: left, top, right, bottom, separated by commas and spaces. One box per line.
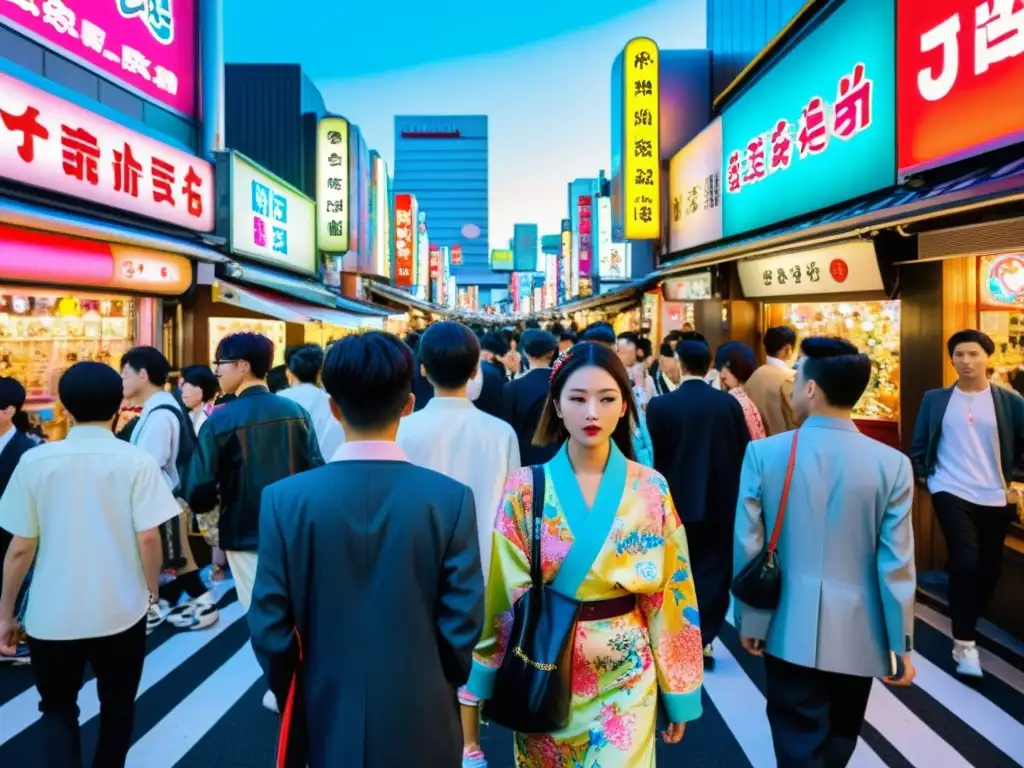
393, 115, 503, 294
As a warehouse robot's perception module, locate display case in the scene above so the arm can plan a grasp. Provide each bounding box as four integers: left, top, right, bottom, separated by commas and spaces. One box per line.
978, 254, 1024, 385
208, 317, 287, 367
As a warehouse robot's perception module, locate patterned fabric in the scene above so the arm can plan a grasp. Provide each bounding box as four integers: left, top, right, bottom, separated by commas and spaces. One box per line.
731, 387, 767, 441
470, 461, 703, 766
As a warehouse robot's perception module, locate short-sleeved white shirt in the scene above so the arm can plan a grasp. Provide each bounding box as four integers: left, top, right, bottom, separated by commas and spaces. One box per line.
0, 425, 181, 640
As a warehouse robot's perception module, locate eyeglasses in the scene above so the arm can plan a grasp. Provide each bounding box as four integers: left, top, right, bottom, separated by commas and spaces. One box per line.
212, 359, 240, 368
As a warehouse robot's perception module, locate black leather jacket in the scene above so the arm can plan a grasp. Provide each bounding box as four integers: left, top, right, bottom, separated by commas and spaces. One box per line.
186, 385, 325, 551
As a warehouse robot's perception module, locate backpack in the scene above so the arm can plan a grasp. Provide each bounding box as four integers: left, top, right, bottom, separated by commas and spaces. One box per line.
150, 403, 197, 499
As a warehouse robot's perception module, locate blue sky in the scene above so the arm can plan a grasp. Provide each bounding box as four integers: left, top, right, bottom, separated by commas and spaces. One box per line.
225, 0, 705, 248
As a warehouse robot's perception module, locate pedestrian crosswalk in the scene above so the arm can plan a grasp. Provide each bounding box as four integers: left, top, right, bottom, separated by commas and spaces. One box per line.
1, 585, 1023, 767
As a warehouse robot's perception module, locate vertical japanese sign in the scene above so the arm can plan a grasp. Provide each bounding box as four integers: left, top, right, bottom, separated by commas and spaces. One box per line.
0, 0, 197, 117
668, 118, 723, 252
721, 0, 896, 238
416, 211, 430, 295
897, 0, 1024, 176
451, 244, 463, 265
316, 117, 350, 253
577, 195, 593, 281
622, 37, 661, 240
545, 252, 558, 308
370, 153, 390, 279
393, 193, 415, 287
559, 220, 571, 304
0, 73, 212, 232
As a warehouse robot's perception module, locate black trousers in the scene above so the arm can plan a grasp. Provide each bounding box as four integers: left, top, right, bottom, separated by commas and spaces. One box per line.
28, 618, 147, 768
684, 518, 733, 646
763, 654, 872, 768
931, 491, 1015, 642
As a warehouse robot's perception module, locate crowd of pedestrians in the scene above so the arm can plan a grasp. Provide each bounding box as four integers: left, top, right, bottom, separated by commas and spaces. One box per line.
0, 318, 1019, 767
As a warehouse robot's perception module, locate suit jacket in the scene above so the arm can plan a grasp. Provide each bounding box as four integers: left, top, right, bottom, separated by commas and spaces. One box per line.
910, 384, 1024, 484
473, 360, 505, 420
647, 379, 750, 524
502, 367, 559, 466
734, 416, 916, 679
745, 363, 797, 437
248, 453, 484, 768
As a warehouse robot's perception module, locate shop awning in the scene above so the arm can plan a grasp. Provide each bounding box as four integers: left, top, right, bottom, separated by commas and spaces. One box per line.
365, 280, 450, 316
213, 280, 384, 330
540, 279, 649, 316
655, 155, 1024, 279
0, 196, 228, 264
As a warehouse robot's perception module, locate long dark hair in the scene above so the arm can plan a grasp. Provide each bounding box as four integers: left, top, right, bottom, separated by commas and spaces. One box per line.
532, 342, 638, 461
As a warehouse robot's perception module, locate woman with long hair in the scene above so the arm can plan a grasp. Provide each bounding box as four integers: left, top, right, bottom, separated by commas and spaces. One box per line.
465, 342, 704, 766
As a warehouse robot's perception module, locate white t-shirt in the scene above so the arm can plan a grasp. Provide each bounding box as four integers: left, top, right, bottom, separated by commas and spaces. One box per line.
0, 425, 181, 640
277, 382, 344, 460
928, 386, 1007, 507
130, 391, 183, 492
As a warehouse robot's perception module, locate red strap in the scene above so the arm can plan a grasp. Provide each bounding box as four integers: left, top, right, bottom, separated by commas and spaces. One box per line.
275, 629, 304, 768
767, 431, 799, 554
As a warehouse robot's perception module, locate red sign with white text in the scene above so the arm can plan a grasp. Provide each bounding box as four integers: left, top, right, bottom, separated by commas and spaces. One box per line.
393, 194, 414, 287
0, 73, 213, 232
898, 0, 1024, 175
451, 245, 463, 265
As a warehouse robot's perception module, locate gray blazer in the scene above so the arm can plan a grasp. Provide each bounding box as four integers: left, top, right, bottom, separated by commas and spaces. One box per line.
248, 459, 484, 768
733, 416, 916, 679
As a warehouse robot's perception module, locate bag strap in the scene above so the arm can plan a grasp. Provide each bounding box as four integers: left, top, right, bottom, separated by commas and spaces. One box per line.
767, 431, 800, 554
530, 465, 546, 591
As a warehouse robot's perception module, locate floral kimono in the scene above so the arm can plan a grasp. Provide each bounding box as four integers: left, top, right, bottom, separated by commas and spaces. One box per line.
466, 442, 704, 767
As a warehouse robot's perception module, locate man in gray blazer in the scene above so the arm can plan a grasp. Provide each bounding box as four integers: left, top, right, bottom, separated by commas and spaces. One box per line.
248, 332, 485, 768
734, 337, 916, 768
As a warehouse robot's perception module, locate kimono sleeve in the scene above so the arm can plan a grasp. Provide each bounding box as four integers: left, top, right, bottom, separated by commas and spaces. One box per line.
464, 467, 533, 701
638, 479, 704, 723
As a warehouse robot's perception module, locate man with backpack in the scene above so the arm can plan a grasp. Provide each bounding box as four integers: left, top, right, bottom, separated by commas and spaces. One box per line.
121, 347, 219, 632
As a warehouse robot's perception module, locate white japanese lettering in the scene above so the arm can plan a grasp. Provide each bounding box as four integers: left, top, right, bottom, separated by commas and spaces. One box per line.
918, 14, 961, 102
975, 0, 1024, 75
80, 19, 106, 54
121, 45, 152, 81
42, 0, 75, 35
153, 66, 179, 95
5, 0, 41, 17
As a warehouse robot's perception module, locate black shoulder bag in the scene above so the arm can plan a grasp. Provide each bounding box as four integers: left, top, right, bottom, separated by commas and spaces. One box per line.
731, 431, 799, 610
481, 465, 581, 734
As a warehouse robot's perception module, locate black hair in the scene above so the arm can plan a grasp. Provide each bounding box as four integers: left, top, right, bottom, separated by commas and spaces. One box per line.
678, 330, 707, 346
216, 332, 274, 379
59, 361, 125, 423
181, 365, 219, 402
558, 329, 578, 343
617, 331, 641, 347
287, 343, 325, 384
266, 365, 289, 393
404, 332, 421, 353
677, 340, 711, 377
665, 330, 684, 343
524, 319, 541, 329
946, 329, 995, 357
322, 331, 414, 430
659, 341, 675, 358
533, 342, 637, 461
480, 331, 509, 356
716, 343, 756, 383
581, 323, 616, 346
419, 321, 481, 390
764, 325, 798, 357
0, 377, 26, 412
636, 337, 652, 360
799, 337, 871, 408
120, 346, 170, 387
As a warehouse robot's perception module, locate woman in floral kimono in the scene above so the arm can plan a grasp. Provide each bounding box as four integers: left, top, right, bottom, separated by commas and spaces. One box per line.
466, 342, 704, 767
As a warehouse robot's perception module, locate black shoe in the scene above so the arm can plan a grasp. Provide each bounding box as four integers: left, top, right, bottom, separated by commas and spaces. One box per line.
703, 644, 716, 671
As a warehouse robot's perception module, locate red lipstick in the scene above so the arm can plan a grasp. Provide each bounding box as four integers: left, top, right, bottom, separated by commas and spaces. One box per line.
583, 425, 601, 436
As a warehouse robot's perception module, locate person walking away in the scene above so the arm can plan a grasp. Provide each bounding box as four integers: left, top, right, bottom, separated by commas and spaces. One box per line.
716, 343, 767, 441
186, 332, 324, 712
397, 322, 519, 768
735, 337, 916, 767
746, 325, 800, 436
278, 343, 345, 460
467, 342, 703, 765
248, 332, 484, 768
910, 329, 1024, 678
121, 347, 218, 632
0, 362, 181, 768
653, 341, 683, 396
617, 331, 656, 411
502, 328, 561, 466
647, 339, 749, 668
476, 332, 508, 419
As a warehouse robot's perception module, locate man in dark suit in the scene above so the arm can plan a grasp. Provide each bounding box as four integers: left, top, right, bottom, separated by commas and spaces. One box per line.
475, 332, 508, 419
502, 329, 560, 466
248, 332, 484, 768
647, 340, 750, 666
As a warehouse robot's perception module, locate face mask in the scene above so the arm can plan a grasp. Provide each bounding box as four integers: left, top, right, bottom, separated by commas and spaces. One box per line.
467, 365, 484, 401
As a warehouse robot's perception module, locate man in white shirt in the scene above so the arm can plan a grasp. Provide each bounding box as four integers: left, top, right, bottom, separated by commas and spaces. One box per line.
0, 361, 181, 768
397, 321, 520, 768
122, 347, 218, 632
277, 344, 344, 460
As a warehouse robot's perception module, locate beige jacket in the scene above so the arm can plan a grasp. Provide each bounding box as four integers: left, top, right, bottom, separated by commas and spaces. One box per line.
745, 363, 798, 436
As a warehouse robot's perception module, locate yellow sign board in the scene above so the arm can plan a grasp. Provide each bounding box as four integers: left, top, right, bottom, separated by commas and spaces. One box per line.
490, 248, 514, 271
622, 38, 660, 240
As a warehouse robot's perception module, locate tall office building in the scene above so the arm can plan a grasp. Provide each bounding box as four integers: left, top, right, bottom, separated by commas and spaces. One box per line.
707, 0, 806, 98
393, 116, 504, 301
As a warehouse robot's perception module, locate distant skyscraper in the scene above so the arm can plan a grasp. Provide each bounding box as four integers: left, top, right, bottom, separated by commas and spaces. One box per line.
393, 116, 503, 298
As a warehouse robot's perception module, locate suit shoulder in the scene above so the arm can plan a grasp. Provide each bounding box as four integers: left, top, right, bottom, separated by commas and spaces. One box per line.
856, 433, 912, 468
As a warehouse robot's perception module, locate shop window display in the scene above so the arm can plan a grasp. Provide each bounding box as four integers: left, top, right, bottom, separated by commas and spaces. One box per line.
208, 317, 287, 366
978, 254, 1024, 389
768, 301, 900, 422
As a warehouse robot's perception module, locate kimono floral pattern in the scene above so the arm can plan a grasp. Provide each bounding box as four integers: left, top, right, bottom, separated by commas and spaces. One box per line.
471, 459, 704, 767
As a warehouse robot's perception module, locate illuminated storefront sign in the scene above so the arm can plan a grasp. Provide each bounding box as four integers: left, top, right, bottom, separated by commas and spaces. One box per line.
737, 241, 884, 299
622, 37, 661, 240
1, 0, 197, 117
316, 117, 350, 253
721, 0, 896, 238
0, 73, 213, 232
577, 194, 593, 282
662, 272, 712, 301
980, 253, 1024, 308
560, 224, 571, 303
223, 152, 316, 275
370, 153, 390, 279
490, 248, 513, 271
416, 211, 429, 295
598, 197, 630, 280
897, 0, 1024, 176
545, 252, 558, 308
393, 193, 415, 287
668, 118, 723, 252
451, 244, 463, 265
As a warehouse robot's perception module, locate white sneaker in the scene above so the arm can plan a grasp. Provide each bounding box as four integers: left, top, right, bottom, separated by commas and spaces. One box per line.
953, 643, 983, 678
263, 689, 280, 713
146, 600, 171, 634
166, 592, 220, 631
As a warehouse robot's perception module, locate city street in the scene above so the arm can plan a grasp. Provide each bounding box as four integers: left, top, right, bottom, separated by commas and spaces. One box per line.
1, 582, 1022, 767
